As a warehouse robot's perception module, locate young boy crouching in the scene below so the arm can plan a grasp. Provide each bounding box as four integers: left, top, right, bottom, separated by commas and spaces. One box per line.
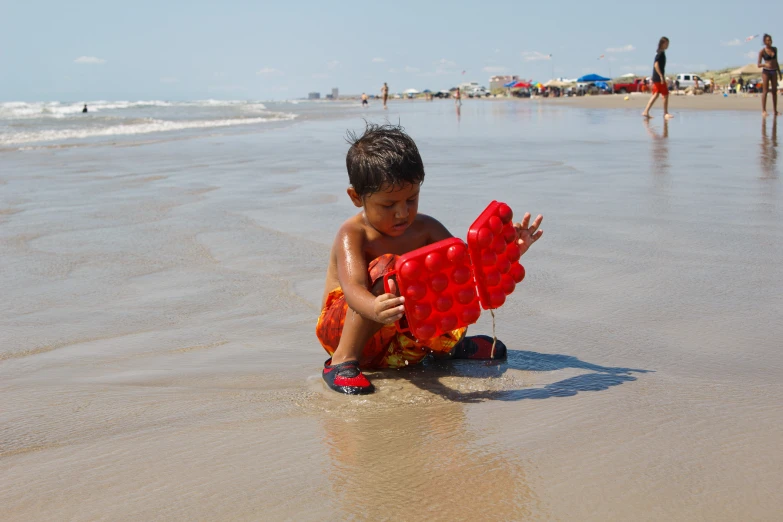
316, 124, 543, 394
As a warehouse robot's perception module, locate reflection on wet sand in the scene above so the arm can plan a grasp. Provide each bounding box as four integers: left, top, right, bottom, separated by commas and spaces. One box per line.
644, 118, 669, 176
317, 349, 647, 518
320, 399, 536, 520
761, 117, 778, 179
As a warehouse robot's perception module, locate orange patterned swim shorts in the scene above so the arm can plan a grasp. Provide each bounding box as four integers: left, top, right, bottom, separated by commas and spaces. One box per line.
316, 254, 467, 369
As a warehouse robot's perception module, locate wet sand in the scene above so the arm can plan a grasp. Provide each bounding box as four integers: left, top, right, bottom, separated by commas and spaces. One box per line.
542, 92, 778, 112
1, 102, 782, 521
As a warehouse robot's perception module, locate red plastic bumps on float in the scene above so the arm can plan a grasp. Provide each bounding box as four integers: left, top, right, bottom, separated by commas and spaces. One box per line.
466, 201, 526, 310
384, 201, 525, 341
384, 238, 482, 341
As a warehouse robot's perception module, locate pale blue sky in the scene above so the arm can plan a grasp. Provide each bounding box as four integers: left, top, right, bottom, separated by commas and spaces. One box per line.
1, 0, 778, 101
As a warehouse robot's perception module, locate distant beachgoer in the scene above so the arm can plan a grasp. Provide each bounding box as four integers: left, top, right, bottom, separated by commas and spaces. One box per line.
454, 88, 462, 106
361, 93, 369, 106
739, 77, 745, 93
381, 83, 389, 109
642, 37, 673, 120
675, 79, 680, 92
82, 104, 88, 113
758, 34, 781, 117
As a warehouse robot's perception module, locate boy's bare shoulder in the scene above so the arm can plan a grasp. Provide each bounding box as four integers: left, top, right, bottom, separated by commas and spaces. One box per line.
412, 213, 452, 241
333, 212, 369, 245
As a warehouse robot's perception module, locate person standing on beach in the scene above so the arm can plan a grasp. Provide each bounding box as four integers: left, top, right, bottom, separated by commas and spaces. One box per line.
758, 34, 781, 117
361, 93, 369, 107
643, 37, 673, 119
454, 87, 462, 106
82, 104, 88, 113
381, 83, 389, 110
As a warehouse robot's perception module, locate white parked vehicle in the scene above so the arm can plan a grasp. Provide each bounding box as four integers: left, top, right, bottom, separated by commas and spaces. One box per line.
675, 73, 703, 89
468, 87, 489, 98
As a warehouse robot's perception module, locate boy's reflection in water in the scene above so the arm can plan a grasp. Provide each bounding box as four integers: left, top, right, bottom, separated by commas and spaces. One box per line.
319, 396, 536, 520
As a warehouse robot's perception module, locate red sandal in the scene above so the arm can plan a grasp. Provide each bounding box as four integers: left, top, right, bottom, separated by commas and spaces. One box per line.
322, 359, 375, 395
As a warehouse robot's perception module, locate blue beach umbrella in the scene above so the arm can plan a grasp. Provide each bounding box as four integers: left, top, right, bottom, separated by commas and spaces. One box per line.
577, 74, 611, 82
503, 80, 518, 88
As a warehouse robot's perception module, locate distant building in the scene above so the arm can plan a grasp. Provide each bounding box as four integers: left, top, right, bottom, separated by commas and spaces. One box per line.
489, 75, 519, 91
331, 87, 339, 99
308, 92, 320, 100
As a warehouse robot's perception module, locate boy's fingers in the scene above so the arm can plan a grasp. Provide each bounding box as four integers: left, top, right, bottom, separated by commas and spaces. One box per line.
520, 212, 531, 228
531, 214, 543, 229
386, 277, 398, 295
380, 293, 404, 305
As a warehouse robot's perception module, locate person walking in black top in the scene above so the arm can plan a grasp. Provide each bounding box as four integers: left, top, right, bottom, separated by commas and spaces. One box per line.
642, 37, 673, 120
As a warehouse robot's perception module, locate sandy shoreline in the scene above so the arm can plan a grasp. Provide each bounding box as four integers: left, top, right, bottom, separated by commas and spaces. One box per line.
2, 101, 782, 521
533, 92, 776, 112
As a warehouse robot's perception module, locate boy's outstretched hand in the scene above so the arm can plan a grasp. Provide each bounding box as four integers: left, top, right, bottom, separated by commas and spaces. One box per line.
514, 212, 543, 256
373, 278, 405, 325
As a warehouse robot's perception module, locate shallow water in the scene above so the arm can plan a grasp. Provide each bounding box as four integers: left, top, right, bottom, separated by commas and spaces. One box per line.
1, 100, 782, 521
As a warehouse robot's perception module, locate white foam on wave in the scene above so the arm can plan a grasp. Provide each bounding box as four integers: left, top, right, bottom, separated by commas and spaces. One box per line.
0, 114, 295, 146
0, 100, 267, 119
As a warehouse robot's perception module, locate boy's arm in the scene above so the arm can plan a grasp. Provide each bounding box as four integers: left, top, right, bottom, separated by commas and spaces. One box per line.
335, 224, 405, 324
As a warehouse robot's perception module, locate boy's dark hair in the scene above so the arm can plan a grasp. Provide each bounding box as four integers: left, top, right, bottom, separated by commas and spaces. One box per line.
657, 36, 669, 52
345, 123, 425, 197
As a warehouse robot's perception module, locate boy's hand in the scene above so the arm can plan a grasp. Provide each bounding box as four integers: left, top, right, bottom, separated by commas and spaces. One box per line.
514, 212, 544, 256
373, 278, 405, 325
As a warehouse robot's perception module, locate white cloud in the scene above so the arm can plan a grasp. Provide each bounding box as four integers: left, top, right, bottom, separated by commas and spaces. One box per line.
743, 51, 757, 60
372, 57, 385, 63
521, 51, 551, 61
159, 77, 178, 84
494, 48, 501, 53
74, 56, 106, 65
724, 39, 741, 47
606, 44, 635, 53
257, 67, 282, 75
483, 66, 508, 73
404, 65, 420, 73
438, 58, 456, 67
312, 73, 329, 79
327, 60, 340, 70
388, 68, 399, 73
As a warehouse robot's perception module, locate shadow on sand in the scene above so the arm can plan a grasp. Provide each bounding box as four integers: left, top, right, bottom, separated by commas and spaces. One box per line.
373, 349, 652, 403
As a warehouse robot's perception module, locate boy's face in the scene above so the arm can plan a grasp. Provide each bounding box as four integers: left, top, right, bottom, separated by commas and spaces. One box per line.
348, 182, 420, 237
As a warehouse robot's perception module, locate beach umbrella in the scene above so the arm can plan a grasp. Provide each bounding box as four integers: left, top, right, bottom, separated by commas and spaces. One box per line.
545, 79, 572, 88
512, 81, 531, 88
619, 73, 637, 78
577, 74, 611, 82
731, 64, 762, 76
404, 88, 420, 94
503, 80, 517, 88
422, 89, 432, 93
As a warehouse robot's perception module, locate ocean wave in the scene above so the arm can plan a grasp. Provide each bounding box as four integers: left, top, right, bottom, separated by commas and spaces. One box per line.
0, 114, 295, 145
0, 100, 267, 119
